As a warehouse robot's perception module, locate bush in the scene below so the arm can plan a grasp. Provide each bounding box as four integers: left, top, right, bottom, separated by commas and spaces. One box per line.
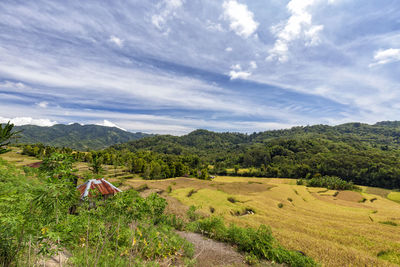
189, 216, 317, 267
187, 189, 197, 197
227, 197, 237, 203
379, 221, 398, 226
306, 176, 359, 191
278, 203, 284, 208
187, 205, 201, 222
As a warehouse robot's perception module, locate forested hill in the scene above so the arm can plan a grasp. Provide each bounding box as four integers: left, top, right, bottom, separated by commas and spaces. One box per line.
14, 123, 150, 150
111, 121, 400, 189
114, 121, 400, 153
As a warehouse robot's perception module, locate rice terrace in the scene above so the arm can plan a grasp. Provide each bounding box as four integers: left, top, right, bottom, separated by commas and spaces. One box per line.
2, 147, 400, 266
2, 1, 400, 266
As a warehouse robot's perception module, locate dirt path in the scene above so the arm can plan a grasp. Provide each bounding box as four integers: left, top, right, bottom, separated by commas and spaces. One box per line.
177, 231, 248, 267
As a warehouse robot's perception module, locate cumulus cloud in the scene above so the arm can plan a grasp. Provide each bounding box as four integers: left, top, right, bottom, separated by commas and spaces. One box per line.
0, 116, 57, 127
249, 61, 257, 69
222, 0, 259, 38
228, 64, 251, 80
96, 119, 127, 131
225, 47, 233, 52
267, 0, 324, 62
151, 0, 184, 32
109, 35, 123, 47
369, 48, 400, 67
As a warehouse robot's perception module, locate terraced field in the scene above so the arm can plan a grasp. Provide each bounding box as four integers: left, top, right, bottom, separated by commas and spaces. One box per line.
124, 177, 400, 267
2, 149, 400, 266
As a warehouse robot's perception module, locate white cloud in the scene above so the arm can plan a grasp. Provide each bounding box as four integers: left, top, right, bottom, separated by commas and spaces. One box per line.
229, 70, 251, 80
37, 101, 48, 108
96, 119, 126, 131
0, 116, 57, 127
109, 35, 123, 47
369, 48, 400, 67
225, 47, 233, 52
231, 64, 242, 70
228, 63, 254, 79
249, 61, 257, 69
267, 0, 324, 62
151, 0, 184, 31
206, 20, 224, 32
222, 0, 259, 38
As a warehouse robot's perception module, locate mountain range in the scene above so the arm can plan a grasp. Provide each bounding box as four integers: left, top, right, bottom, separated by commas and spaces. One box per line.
13, 123, 151, 150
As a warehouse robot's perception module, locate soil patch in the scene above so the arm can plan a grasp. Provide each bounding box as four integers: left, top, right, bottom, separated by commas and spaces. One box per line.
177, 231, 247, 267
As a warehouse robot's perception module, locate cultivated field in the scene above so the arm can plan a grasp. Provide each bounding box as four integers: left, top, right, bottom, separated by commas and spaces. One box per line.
2, 150, 400, 266
123, 176, 400, 267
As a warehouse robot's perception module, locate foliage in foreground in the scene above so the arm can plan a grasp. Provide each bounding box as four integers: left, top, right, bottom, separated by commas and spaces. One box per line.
0, 157, 193, 266
187, 216, 318, 267
298, 176, 360, 191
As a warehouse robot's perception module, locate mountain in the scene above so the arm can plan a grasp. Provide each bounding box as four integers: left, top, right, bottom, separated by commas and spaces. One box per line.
113, 121, 400, 154
13, 123, 151, 150
110, 121, 400, 189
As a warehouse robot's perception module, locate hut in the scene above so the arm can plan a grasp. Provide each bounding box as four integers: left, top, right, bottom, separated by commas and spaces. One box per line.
77, 178, 121, 200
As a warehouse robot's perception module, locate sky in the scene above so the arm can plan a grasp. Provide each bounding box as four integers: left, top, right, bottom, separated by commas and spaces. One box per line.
0, 0, 399, 135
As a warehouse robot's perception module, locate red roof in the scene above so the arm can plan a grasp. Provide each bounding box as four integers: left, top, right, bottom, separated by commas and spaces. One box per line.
25, 161, 43, 168
77, 179, 121, 199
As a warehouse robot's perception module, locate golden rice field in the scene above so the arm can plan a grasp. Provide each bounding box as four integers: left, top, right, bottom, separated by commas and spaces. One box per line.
2, 150, 400, 266
124, 176, 400, 267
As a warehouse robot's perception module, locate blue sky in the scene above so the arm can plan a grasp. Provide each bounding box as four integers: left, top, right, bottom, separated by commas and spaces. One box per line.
0, 0, 399, 134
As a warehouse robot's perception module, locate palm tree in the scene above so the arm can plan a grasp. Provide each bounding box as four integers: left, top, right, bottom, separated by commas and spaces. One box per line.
0, 121, 20, 154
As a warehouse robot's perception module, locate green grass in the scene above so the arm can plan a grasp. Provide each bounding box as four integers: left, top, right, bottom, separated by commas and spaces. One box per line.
388, 192, 400, 203
377, 250, 400, 265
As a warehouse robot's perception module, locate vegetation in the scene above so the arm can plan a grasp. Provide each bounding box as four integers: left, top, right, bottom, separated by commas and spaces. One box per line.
0, 122, 19, 154
299, 176, 360, 191
14, 123, 150, 150
187, 216, 317, 267
165, 176, 400, 266
0, 157, 194, 266
108, 122, 400, 189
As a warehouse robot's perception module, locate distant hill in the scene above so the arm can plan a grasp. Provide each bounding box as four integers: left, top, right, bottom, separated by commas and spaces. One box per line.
113, 121, 400, 155
13, 123, 151, 150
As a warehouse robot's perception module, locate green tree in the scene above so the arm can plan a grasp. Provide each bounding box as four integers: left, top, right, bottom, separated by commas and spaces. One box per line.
0, 122, 19, 154
89, 154, 103, 174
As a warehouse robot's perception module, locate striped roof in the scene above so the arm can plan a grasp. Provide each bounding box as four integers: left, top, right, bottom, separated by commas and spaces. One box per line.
77, 179, 121, 199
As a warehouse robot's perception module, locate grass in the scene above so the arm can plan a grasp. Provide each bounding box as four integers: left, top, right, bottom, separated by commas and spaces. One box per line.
379, 221, 398, 226
142, 176, 400, 267
2, 151, 400, 267
388, 192, 400, 203
377, 250, 400, 265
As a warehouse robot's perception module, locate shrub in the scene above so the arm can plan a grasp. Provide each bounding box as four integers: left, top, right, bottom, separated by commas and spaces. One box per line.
135, 183, 149, 192
359, 198, 367, 203
370, 197, 377, 202
209, 206, 215, 213
187, 189, 197, 197
245, 253, 259, 265
187, 205, 200, 222
379, 221, 398, 226
227, 197, 237, 203
287, 198, 293, 202
167, 185, 172, 193
278, 203, 284, 208
189, 217, 317, 267
306, 176, 359, 191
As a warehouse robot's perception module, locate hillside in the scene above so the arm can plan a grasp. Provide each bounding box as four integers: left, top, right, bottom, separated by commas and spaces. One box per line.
111, 121, 400, 189
13, 123, 150, 150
